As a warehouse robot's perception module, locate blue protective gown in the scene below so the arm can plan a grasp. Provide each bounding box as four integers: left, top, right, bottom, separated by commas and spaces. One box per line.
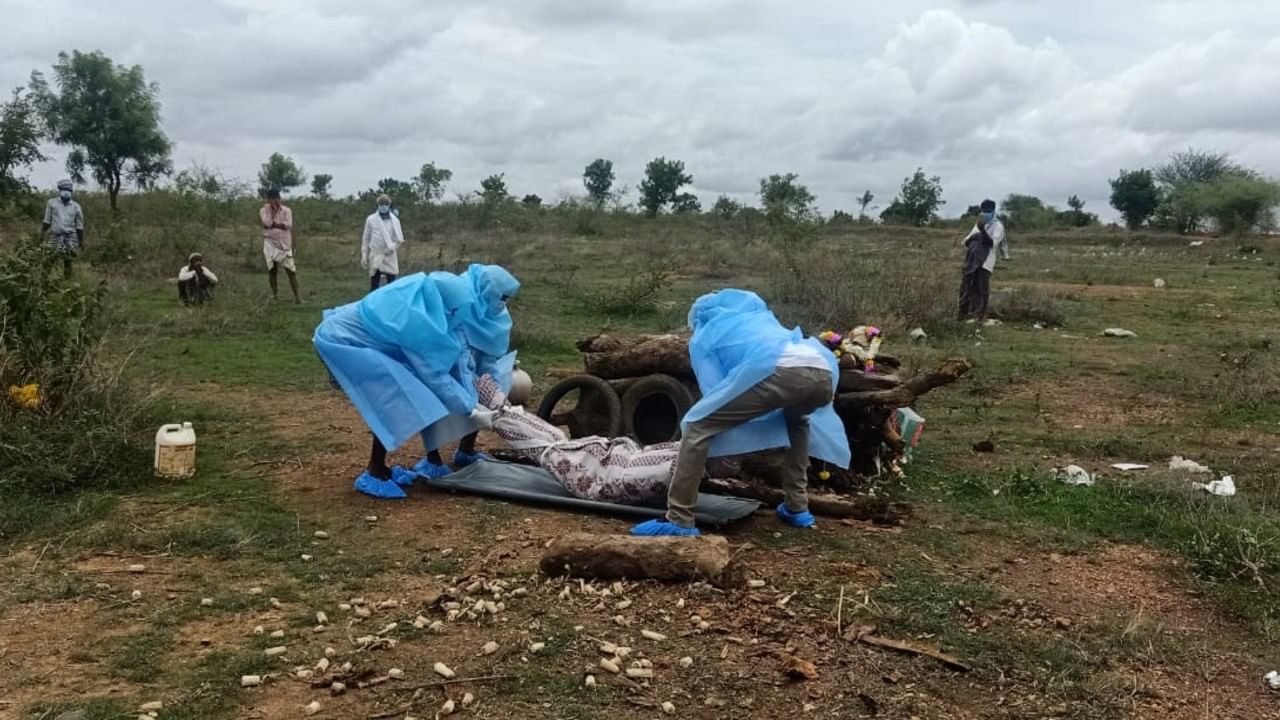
314, 273, 478, 452
458, 264, 521, 390
681, 289, 852, 469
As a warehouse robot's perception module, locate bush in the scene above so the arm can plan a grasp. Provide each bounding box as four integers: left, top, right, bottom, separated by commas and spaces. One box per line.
0, 242, 154, 508
768, 234, 956, 331
989, 286, 1067, 326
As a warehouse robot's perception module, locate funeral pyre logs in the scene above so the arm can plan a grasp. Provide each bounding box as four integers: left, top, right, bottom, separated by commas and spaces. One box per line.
535, 332, 972, 500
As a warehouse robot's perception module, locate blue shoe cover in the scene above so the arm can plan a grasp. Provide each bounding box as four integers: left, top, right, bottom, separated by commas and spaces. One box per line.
412, 458, 452, 479
630, 519, 701, 537
776, 503, 816, 529
453, 450, 491, 468
354, 472, 407, 499
390, 465, 417, 487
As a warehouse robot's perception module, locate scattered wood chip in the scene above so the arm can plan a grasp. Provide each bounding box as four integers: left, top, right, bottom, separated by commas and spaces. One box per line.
440, 699, 455, 716
316, 612, 329, 625
269, 630, 285, 639
461, 692, 475, 707
305, 700, 321, 715
127, 564, 146, 573
780, 653, 819, 681
200, 597, 213, 607
883, 670, 903, 685
641, 630, 667, 642
240, 675, 261, 687
599, 658, 621, 674
529, 642, 546, 654
679, 656, 693, 669
433, 662, 456, 679
626, 667, 654, 679
584, 674, 597, 687
139, 701, 162, 712
264, 646, 287, 657
314, 531, 329, 539
388, 668, 404, 679
482, 641, 499, 655
748, 580, 766, 588
855, 633, 972, 672
662, 701, 676, 714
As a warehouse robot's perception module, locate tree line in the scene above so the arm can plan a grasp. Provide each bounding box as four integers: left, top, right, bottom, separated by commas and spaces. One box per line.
2, 50, 1278, 236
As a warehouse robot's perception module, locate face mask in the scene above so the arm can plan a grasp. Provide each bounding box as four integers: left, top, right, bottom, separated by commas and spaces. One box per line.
60, 190, 72, 200
981, 211, 994, 223
377, 204, 391, 216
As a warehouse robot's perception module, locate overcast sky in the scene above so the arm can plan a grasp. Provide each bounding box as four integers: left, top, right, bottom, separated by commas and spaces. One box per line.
3, 0, 1279, 218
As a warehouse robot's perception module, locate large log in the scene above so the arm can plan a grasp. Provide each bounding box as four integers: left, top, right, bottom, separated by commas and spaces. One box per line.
582, 335, 694, 380
904, 357, 973, 397
540, 533, 746, 588
701, 478, 909, 525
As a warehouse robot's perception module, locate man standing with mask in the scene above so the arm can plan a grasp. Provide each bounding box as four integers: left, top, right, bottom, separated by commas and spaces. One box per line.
361, 194, 405, 292
42, 179, 85, 278
958, 199, 1007, 322
260, 188, 301, 303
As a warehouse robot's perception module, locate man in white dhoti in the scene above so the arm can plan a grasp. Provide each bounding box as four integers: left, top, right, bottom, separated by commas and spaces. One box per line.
362, 194, 405, 292
260, 188, 300, 303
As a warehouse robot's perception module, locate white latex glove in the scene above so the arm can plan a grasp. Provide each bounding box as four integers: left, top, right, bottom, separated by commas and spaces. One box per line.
360, 254, 369, 270
469, 406, 497, 430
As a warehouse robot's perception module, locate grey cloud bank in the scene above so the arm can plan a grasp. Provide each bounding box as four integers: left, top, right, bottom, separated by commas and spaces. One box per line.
3, 0, 1279, 218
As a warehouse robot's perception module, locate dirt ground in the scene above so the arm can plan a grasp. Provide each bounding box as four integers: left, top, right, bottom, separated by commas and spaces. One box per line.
6, 382, 1276, 720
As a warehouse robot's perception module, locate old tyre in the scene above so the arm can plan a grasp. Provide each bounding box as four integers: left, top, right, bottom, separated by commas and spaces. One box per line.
536, 374, 622, 438
620, 374, 695, 445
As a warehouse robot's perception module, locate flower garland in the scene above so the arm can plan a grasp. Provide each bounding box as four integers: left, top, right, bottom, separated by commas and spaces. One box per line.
818, 325, 882, 373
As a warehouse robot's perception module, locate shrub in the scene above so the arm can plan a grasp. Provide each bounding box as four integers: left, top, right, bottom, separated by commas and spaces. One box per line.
989, 286, 1067, 326
0, 242, 154, 508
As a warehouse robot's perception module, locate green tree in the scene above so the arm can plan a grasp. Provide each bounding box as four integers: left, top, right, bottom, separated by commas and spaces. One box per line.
1109, 168, 1160, 230
880, 169, 943, 226
257, 152, 306, 196
711, 195, 742, 219
521, 193, 542, 208
415, 162, 452, 204
478, 173, 509, 204
583, 158, 615, 206
29, 50, 173, 211
856, 190, 875, 220
1200, 175, 1280, 236
638, 157, 692, 216
1154, 148, 1251, 233
999, 194, 1058, 230
310, 173, 333, 199
672, 192, 701, 215
1063, 195, 1097, 228
375, 177, 414, 200
759, 173, 816, 223
0, 87, 46, 197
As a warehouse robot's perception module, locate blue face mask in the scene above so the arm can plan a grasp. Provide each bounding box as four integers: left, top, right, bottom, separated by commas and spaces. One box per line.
981, 211, 995, 223
59, 190, 72, 200
377, 204, 391, 216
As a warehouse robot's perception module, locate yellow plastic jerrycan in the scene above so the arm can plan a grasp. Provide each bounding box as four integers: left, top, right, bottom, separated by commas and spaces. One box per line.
155, 422, 197, 478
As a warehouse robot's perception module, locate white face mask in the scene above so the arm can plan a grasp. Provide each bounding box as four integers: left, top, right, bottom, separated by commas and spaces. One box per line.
377, 204, 391, 216
60, 190, 72, 200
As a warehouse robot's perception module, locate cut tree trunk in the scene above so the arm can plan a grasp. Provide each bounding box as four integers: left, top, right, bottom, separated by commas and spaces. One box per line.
540, 533, 746, 588
582, 335, 694, 380
701, 478, 909, 525
904, 357, 973, 397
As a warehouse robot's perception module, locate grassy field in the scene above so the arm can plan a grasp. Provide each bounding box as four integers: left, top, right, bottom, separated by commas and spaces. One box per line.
2, 203, 1279, 719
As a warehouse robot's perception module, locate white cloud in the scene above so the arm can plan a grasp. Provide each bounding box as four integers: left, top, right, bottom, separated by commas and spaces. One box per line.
3, 1, 1280, 219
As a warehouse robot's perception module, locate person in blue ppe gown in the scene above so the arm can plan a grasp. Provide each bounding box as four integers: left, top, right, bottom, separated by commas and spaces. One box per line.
632, 289, 851, 535
412, 264, 521, 478
313, 271, 504, 499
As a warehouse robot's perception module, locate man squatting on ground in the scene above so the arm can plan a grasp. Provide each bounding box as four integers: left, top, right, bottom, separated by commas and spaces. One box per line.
632, 289, 852, 536
177, 253, 218, 305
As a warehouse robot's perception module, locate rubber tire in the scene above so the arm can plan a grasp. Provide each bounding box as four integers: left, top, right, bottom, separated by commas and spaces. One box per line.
620, 374, 695, 445
536, 374, 623, 438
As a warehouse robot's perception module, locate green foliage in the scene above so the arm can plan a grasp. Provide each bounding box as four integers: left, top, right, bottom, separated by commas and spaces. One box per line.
1062, 195, 1097, 227
415, 162, 452, 204
30, 50, 173, 210
829, 209, 855, 224
583, 158, 615, 205
1109, 168, 1160, 230
0, 241, 105, 389
988, 286, 1068, 326
638, 157, 692, 216
0, 87, 46, 197
671, 191, 701, 215
310, 173, 332, 199
0, 242, 153, 507
257, 152, 306, 195
374, 176, 415, 202
521, 193, 542, 207
999, 194, 1056, 230
759, 172, 816, 223
880, 168, 943, 226
856, 189, 875, 219
711, 195, 742, 219
1199, 174, 1280, 236
478, 173, 509, 204
1153, 148, 1252, 233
